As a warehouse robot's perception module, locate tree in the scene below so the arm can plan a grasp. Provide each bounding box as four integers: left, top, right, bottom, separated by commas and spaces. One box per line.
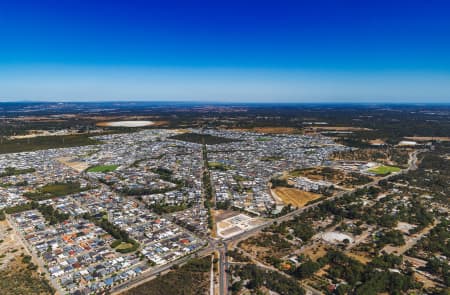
336, 283, 351, 295
294, 260, 320, 279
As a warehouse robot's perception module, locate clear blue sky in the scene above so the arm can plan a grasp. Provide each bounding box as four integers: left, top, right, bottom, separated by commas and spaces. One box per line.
1, 0, 449, 102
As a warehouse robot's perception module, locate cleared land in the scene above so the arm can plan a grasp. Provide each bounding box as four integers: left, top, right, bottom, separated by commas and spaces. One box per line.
0, 221, 53, 295
86, 164, 119, 173
368, 165, 401, 175
57, 157, 90, 172
301, 244, 328, 262
0, 220, 26, 270
369, 139, 386, 145
0, 256, 54, 295
344, 251, 372, 264
272, 187, 321, 207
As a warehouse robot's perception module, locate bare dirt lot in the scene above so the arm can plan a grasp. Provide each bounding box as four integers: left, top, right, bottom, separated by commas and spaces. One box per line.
0, 220, 26, 270
0, 220, 54, 295
344, 251, 372, 264
272, 187, 321, 207
214, 210, 240, 222
57, 157, 90, 172
369, 139, 386, 145
300, 244, 328, 262
0, 256, 54, 295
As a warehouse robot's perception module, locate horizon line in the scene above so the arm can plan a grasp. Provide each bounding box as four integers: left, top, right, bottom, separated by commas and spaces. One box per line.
0, 100, 449, 105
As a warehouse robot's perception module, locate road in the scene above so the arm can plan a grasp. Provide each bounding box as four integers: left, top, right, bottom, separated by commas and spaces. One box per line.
408, 150, 420, 170
210, 255, 215, 295
218, 242, 229, 295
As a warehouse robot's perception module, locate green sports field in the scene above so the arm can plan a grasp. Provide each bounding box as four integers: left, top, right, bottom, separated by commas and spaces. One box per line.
86, 164, 119, 173
368, 165, 401, 175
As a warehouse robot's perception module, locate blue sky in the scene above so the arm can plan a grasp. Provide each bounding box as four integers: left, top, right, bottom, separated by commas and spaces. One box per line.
0, 0, 449, 102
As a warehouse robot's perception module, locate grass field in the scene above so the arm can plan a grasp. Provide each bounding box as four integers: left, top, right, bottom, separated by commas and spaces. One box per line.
368, 165, 401, 175
115, 242, 134, 251
273, 187, 321, 207
86, 164, 118, 173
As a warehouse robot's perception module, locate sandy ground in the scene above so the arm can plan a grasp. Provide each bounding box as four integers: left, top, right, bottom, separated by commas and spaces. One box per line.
57, 157, 90, 172
345, 251, 372, 264
214, 210, 240, 222
0, 220, 26, 270
395, 222, 416, 234
414, 272, 437, 288
301, 244, 328, 262
272, 187, 321, 207
369, 139, 386, 145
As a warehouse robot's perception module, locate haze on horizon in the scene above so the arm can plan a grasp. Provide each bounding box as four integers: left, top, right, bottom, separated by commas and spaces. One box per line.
0, 0, 449, 103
